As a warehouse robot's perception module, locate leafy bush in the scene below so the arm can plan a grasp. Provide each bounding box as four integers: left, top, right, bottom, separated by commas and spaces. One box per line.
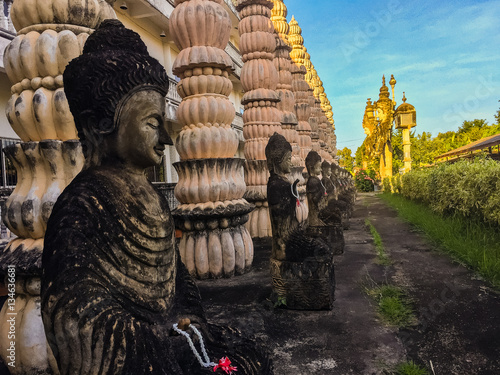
382, 177, 392, 192
392, 174, 402, 194
398, 158, 500, 227
355, 169, 375, 192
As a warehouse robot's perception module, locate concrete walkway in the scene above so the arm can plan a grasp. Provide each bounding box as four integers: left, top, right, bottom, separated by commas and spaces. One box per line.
197, 192, 500, 374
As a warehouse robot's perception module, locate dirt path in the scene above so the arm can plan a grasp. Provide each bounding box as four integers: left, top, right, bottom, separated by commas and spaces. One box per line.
197, 192, 500, 374
362, 192, 500, 374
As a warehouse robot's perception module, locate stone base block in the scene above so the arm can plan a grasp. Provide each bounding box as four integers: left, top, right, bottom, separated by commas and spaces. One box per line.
270, 257, 335, 310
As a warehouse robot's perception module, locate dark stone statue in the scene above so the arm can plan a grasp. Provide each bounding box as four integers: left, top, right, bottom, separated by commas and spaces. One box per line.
331, 164, 355, 229
41, 20, 271, 375
305, 151, 327, 228
305, 152, 344, 254
266, 133, 334, 310
320, 161, 345, 254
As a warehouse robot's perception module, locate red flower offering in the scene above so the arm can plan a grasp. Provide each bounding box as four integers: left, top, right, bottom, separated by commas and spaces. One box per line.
213, 357, 237, 374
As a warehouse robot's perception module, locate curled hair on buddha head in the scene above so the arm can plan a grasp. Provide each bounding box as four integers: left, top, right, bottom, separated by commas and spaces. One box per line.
265, 132, 292, 175
63, 19, 170, 168
305, 151, 321, 174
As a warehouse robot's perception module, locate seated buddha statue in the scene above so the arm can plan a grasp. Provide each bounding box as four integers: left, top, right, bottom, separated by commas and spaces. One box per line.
320, 161, 342, 225
266, 134, 334, 310
41, 20, 271, 375
304, 151, 328, 228
304, 153, 343, 254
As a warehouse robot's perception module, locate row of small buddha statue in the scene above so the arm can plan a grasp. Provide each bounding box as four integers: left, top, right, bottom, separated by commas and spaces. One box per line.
265, 133, 355, 311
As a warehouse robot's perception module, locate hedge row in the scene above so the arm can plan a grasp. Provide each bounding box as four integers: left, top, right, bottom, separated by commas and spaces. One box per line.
390, 157, 500, 227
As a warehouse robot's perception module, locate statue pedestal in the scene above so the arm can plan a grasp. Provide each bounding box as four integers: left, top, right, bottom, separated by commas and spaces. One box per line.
270, 256, 335, 310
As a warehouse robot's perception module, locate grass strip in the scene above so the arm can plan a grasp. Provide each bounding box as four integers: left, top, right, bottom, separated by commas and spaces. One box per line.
365, 284, 415, 327
365, 218, 391, 265
394, 360, 429, 375
380, 193, 500, 289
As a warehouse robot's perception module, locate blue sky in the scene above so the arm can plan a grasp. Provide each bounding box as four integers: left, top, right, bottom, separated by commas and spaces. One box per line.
282, 0, 500, 152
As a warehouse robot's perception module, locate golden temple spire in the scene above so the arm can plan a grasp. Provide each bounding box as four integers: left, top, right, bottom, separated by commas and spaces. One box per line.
379, 74, 390, 99
271, 0, 289, 43
289, 15, 305, 66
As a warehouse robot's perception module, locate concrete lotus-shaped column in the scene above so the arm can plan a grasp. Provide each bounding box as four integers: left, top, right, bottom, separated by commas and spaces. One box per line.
270, 0, 306, 221
309, 96, 321, 154
0, 1, 113, 373
270, 1, 299, 164
236, 0, 282, 239
170, 0, 253, 278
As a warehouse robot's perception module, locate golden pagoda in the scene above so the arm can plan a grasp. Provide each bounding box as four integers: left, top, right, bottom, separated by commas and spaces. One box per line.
270, 0, 289, 43
288, 15, 305, 66
361, 74, 416, 179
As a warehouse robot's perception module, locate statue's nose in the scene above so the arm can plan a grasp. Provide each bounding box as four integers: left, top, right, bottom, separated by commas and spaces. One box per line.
159, 121, 173, 146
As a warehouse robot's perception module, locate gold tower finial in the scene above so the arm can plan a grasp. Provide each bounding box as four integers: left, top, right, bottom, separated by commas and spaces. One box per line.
289, 15, 305, 66
402, 92, 407, 102
389, 74, 396, 87
271, 0, 289, 43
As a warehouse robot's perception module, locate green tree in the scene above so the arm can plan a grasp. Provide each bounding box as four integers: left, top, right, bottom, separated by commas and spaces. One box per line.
355, 143, 364, 169
338, 147, 354, 173
390, 128, 404, 174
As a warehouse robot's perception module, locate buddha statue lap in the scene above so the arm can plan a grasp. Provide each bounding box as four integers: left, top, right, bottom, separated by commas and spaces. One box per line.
266, 134, 334, 310
41, 20, 272, 375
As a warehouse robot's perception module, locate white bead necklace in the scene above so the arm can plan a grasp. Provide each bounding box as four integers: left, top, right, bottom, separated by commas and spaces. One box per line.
172, 323, 216, 368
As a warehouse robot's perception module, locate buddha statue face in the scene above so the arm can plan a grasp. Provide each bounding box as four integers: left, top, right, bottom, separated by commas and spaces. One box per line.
310, 161, 322, 177
110, 90, 169, 172
277, 150, 292, 175
322, 164, 331, 178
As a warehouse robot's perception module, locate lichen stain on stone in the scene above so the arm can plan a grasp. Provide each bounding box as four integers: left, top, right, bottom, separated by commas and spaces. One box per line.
90, 196, 104, 210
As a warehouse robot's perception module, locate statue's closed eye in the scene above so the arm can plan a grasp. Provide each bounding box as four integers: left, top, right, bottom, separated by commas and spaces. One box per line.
147, 117, 160, 129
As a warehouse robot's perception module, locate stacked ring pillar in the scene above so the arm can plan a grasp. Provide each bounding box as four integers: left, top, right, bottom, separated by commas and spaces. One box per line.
170, 0, 254, 279
0, 1, 115, 373
270, 0, 305, 221
236, 0, 282, 239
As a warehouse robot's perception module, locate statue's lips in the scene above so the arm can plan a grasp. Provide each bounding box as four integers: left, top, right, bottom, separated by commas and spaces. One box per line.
154, 147, 165, 156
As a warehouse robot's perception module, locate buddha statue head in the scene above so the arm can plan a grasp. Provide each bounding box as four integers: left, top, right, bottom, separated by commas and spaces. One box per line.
305, 151, 322, 177
63, 19, 172, 171
265, 132, 292, 177
321, 161, 331, 178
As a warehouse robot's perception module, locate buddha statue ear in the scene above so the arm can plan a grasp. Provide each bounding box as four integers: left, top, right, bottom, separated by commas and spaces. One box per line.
78, 110, 114, 137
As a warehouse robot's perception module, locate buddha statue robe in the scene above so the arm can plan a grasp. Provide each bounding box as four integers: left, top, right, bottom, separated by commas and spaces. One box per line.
42, 166, 271, 374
